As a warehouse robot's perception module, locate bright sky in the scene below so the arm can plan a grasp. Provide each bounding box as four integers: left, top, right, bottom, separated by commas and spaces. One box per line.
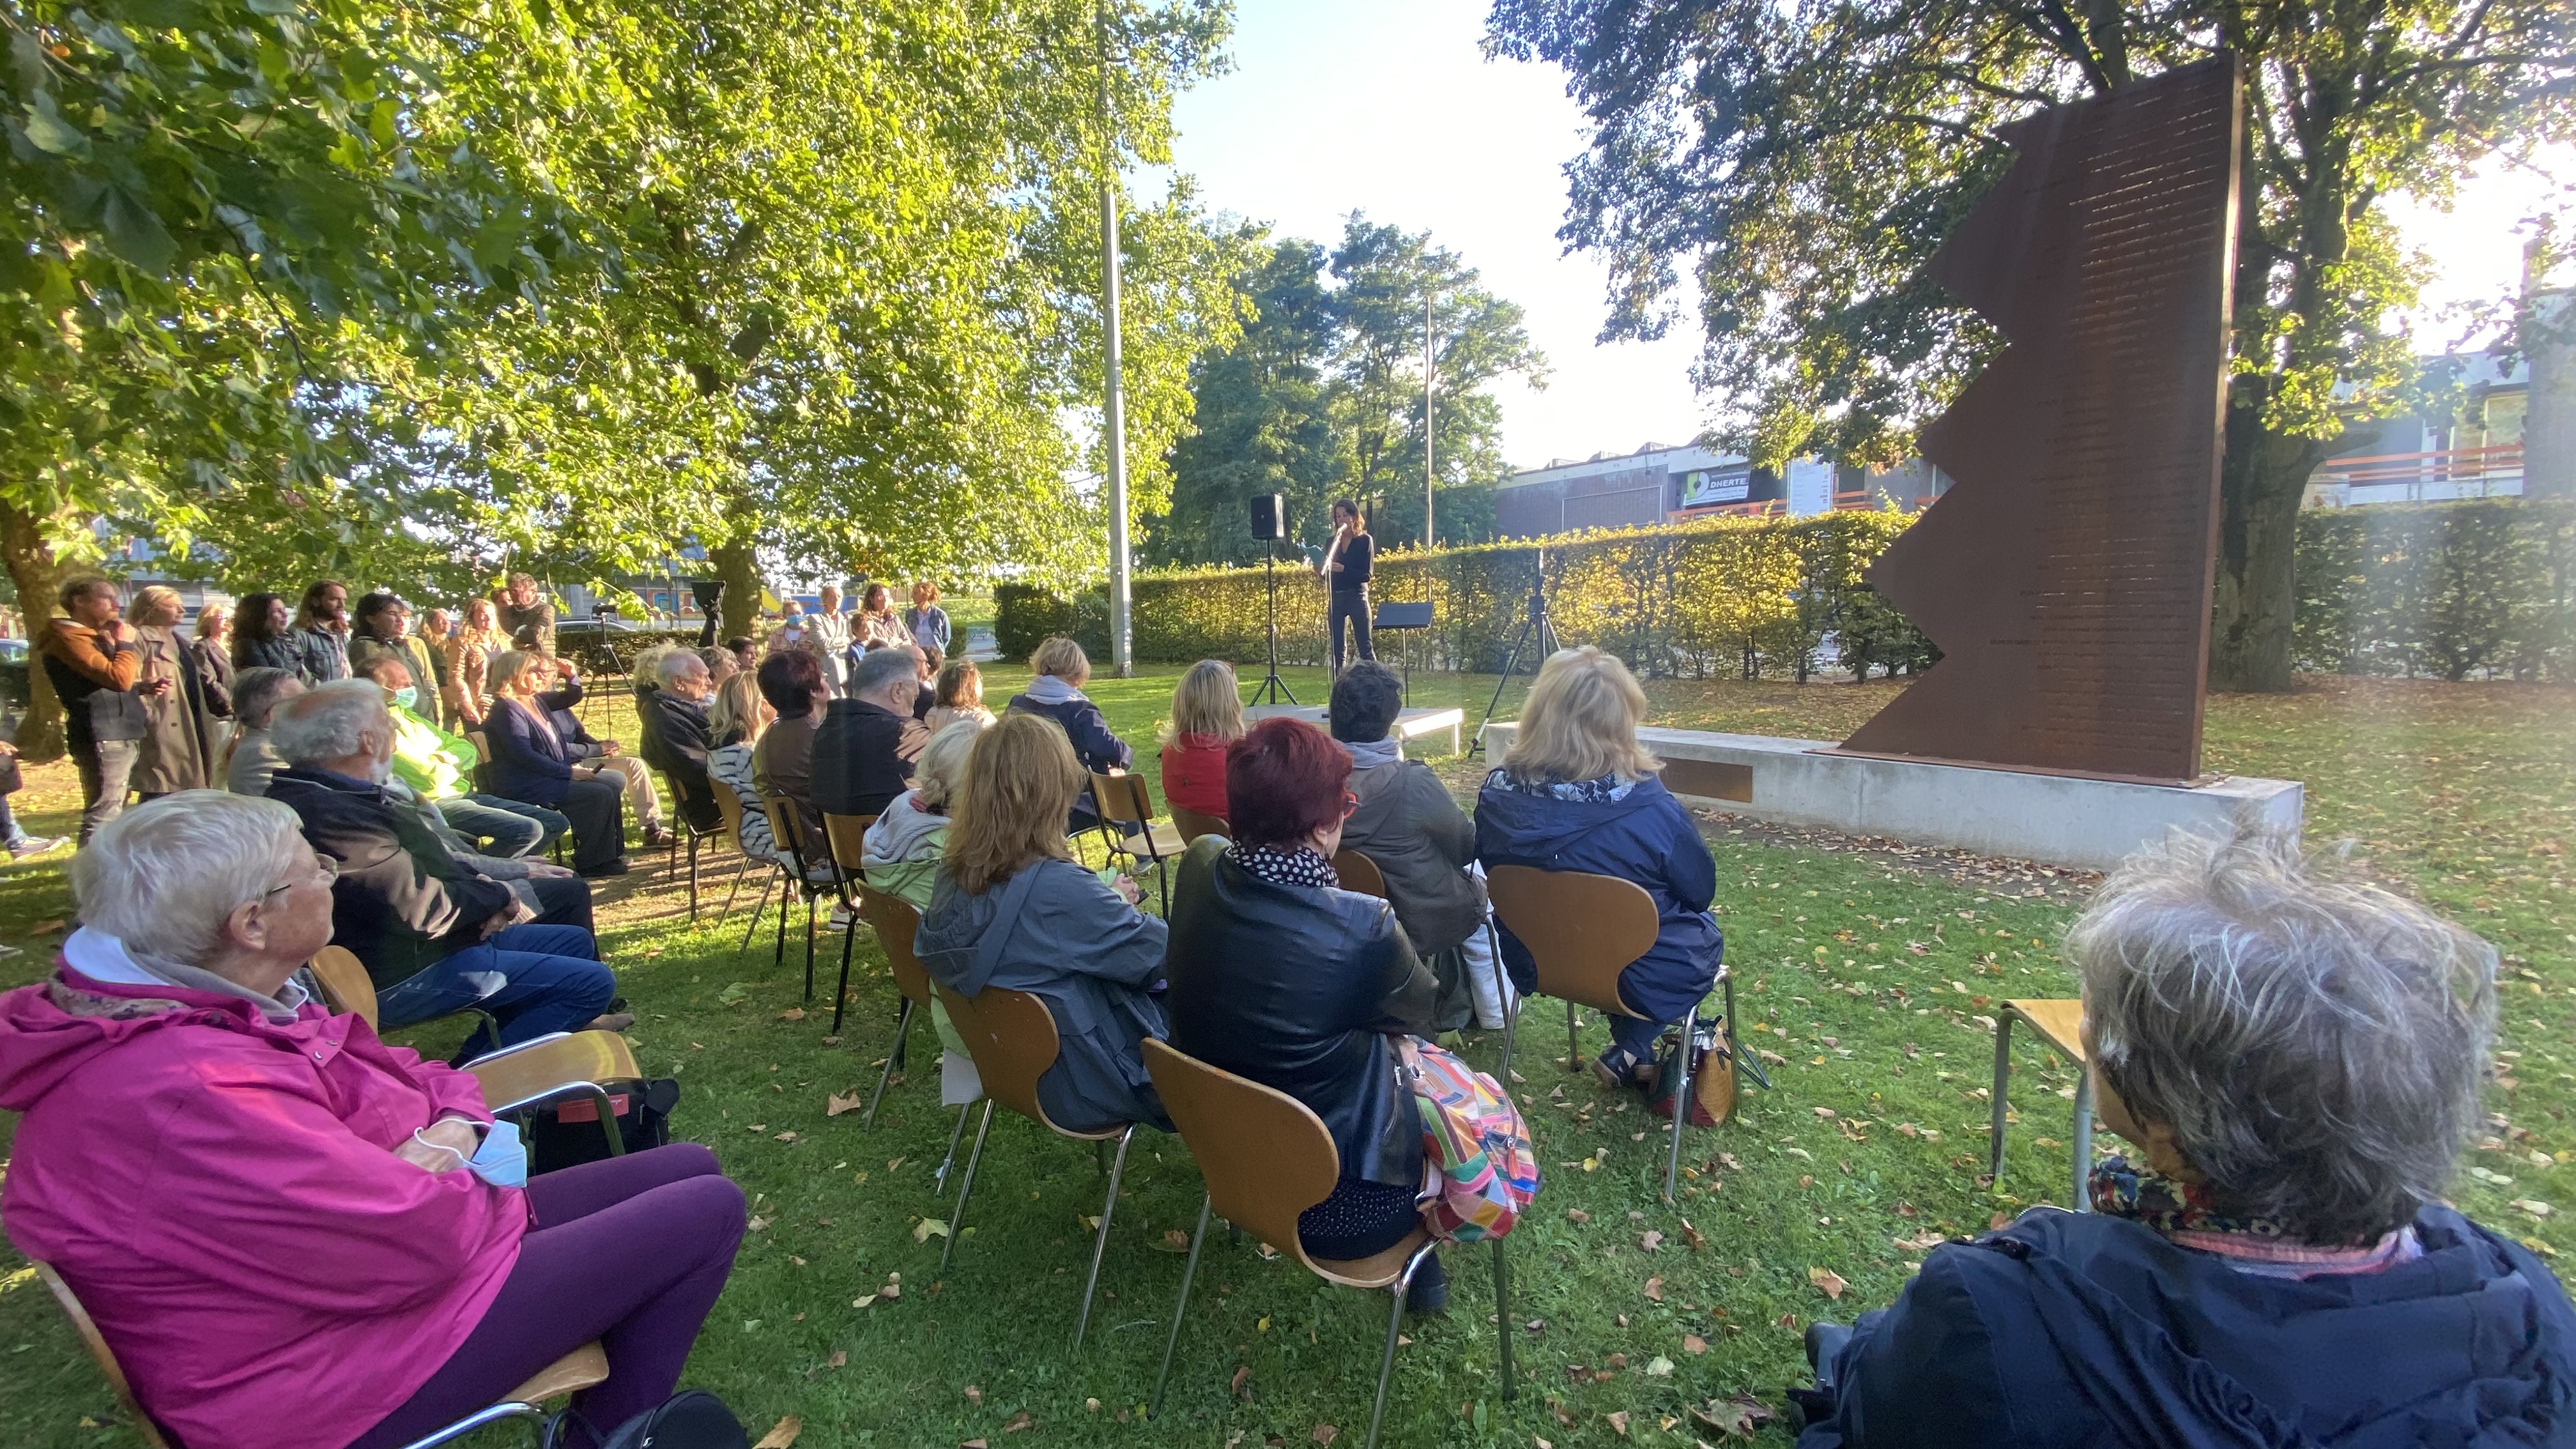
1156, 0, 2571, 473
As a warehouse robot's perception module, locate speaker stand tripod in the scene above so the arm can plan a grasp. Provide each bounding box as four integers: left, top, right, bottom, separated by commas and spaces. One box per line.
1473, 546, 1558, 751
1252, 538, 1298, 705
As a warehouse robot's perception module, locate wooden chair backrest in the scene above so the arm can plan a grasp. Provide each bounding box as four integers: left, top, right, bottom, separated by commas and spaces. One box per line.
34, 1262, 174, 1449
713, 778, 747, 839
1170, 805, 1229, 844
760, 795, 809, 871
1330, 850, 1387, 898
855, 890, 933, 1009
934, 983, 1077, 1135
306, 945, 379, 1031
821, 812, 876, 871
1485, 864, 1660, 1018
1088, 771, 1155, 829
464, 730, 492, 764
1141, 1039, 1339, 1265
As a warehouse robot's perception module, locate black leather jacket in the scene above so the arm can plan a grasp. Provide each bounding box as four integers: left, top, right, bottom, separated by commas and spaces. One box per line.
1163, 837, 1437, 1189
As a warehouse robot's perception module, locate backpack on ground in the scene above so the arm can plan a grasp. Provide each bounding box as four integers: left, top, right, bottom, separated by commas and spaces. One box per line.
1399, 1037, 1538, 1243
543, 1389, 748, 1449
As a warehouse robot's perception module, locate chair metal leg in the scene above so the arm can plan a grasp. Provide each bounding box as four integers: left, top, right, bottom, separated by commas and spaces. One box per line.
1988, 1013, 2015, 1183
1365, 1243, 1440, 1449
1075, 1124, 1136, 1350
2071, 1070, 2096, 1211
775, 878, 791, 970
862, 998, 914, 1128
686, 834, 703, 924
935, 1100, 971, 1191
829, 909, 857, 1035
1490, 1236, 1517, 1401
716, 853, 755, 928
940, 1099, 994, 1274
801, 894, 816, 1002
1150, 1193, 1213, 1418
1663, 1003, 1696, 1203
1496, 992, 1521, 1104
1723, 972, 1770, 1090
1565, 1000, 1582, 1071
740, 870, 776, 954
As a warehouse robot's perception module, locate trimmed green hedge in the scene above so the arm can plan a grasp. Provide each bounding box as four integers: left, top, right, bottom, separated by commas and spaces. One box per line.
998, 499, 2576, 684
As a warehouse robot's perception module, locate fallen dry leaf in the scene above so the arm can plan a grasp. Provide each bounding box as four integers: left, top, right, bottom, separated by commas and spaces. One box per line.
962, 1441, 988, 1448
1639, 1230, 1664, 1252
1691, 1394, 1776, 1440
1607, 1410, 1632, 1437
1003, 1411, 1033, 1432
1312, 1425, 1339, 1445
779, 1008, 808, 1021
1678, 1218, 1706, 1251
1160, 1229, 1192, 1252
1809, 1266, 1848, 1300
914, 1218, 949, 1243
964, 1386, 983, 1406
1232, 1365, 1252, 1397
1566, 1208, 1591, 1224
1644, 1355, 1675, 1377
28, 919, 65, 937
827, 1092, 862, 1117
1683, 1333, 1708, 1354
753, 1417, 803, 1449
746, 1216, 772, 1232
1642, 1276, 1664, 1301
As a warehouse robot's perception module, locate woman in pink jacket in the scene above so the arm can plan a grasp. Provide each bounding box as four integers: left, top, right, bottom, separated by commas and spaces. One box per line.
0, 792, 745, 1449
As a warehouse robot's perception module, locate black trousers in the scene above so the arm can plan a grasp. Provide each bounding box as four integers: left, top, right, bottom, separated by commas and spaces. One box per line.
527, 871, 596, 933
553, 776, 628, 873
1329, 586, 1374, 672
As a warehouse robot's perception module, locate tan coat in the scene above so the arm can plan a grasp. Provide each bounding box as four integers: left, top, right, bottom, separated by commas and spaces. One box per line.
128, 624, 215, 793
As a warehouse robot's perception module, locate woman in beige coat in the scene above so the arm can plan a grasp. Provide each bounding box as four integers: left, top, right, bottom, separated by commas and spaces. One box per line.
124, 586, 217, 797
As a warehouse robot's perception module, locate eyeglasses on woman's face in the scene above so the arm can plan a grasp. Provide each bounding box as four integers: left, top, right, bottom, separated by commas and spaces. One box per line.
264, 854, 340, 899
1342, 791, 1361, 820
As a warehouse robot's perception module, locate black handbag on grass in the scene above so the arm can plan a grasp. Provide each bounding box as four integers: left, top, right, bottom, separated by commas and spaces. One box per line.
543, 1390, 748, 1449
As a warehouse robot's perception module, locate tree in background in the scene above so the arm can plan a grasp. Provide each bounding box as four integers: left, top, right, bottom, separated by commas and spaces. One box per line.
1154, 212, 1546, 564
1489, 0, 2575, 691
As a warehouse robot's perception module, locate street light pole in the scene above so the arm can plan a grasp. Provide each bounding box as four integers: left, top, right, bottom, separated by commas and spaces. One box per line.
1423, 289, 1435, 549
1098, 0, 1133, 677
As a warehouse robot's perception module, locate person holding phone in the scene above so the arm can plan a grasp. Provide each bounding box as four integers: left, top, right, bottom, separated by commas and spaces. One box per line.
1316, 498, 1376, 673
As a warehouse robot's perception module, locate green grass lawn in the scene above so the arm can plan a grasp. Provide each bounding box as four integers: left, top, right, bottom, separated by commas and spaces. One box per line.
0, 667, 2568, 1447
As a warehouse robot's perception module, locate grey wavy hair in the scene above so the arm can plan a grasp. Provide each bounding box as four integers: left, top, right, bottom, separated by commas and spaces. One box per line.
271, 679, 392, 766
231, 667, 303, 731
849, 644, 917, 699
2071, 826, 2498, 1244
73, 792, 307, 969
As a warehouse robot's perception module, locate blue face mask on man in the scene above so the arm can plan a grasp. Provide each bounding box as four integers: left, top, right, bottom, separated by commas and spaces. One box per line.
390, 686, 419, 711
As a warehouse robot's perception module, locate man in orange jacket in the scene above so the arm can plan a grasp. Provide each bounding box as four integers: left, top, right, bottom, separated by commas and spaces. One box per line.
35, 578, 149, 843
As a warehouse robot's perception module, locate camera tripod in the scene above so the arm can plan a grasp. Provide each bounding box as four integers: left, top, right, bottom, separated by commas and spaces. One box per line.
1473, 546, 1560, 751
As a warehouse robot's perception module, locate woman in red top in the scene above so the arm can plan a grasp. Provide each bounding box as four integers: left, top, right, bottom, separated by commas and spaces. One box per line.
1157, 659, 1245, 823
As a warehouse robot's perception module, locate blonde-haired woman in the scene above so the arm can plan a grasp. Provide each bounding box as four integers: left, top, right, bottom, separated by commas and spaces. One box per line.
1156, 659, 1243, 822
125, 586, 215, 797
914, 713, 1170, 1133
1475, 647, 1720, 1094
483, 649, 628, 878
903, 581, 951, 655
1004, 636, 1130, 834
707, 670, 804, 878
443, 597, 502, 730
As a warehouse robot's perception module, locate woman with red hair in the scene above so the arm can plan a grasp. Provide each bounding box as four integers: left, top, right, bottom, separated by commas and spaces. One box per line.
1163, 718, 1446, 1310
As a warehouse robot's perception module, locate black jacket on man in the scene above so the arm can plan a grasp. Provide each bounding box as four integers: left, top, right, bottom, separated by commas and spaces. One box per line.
811, 698, 928, 822
640, 689, 722, 831
1162, 836, 1436, 1190
266, 763, 518, 990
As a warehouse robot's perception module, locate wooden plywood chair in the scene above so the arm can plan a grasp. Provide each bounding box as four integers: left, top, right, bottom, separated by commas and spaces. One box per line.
1487, 865, 1752, 1203
1330, 849, 1387, 898
758, 797, 824, 1001
707, 778, 771, 930
34, 1259, 606, 1449
1087, 772, 1189, 912
305, 946, 635, 1160
1989, 999, 2095, 1210
1143, 1039, 1515, 1448
855, 888, 976, 1191
655, 768, 730, 924
816, 812, 878, 1034
930, 983, 1140, 1351
1169, 804, 1229, 845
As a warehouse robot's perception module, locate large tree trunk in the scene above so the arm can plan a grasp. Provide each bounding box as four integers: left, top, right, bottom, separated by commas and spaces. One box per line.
0, 497, 68, 762
710, 539, 761, 641
2209, 388, 2326, 693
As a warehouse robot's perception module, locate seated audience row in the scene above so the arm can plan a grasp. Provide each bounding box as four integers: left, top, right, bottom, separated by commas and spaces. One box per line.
0, 792, 741, 1449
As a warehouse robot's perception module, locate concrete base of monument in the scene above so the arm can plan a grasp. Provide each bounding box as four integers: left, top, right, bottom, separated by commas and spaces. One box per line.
1475, 723, 2303, 873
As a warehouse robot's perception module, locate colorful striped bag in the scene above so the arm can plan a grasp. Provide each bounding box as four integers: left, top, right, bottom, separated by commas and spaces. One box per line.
1399, 1037, 1540, 1243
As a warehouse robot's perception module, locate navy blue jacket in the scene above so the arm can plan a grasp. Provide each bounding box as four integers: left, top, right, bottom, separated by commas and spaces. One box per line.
1801, 1205, 2576, 1449
1472, 772, 1720, 1023
1008, 691, 1131, 828
482, 691, 585, 806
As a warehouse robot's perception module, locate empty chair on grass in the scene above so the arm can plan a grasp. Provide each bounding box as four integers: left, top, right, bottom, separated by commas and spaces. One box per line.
1163, 717, 1450, 1314
265, 681, 627, 1055
0, 792, 746, 1449
1475, 647, 1721, 1095
1793, 826, 2576, 1448
1156, 659, 1243, 826
1333, 661, 1511, 1031
915, 712, 1170, 1134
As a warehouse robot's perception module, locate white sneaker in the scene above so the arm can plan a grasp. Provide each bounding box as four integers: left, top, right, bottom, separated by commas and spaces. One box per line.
825, 904, 855, 933
8, 836, 66, 860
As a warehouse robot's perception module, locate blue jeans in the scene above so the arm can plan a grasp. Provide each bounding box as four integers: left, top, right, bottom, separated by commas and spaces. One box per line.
439, 795, 557, 857
375, 924, 617, 1057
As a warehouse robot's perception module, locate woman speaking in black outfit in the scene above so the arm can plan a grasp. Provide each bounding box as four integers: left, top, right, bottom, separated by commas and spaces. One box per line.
1317, 498, 1375, 673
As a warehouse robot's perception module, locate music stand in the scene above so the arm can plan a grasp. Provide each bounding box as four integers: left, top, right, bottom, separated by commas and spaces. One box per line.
1371, 601, 1432, 703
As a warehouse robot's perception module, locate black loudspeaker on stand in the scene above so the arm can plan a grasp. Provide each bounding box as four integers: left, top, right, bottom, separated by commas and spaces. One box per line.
1247, 494, 1296, 705
1474, 545, 1560, 751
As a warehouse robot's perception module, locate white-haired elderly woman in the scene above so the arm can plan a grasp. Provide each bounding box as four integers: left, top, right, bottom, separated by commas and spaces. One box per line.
0, 793, 746, 1449
1792, 828, 2576, 1448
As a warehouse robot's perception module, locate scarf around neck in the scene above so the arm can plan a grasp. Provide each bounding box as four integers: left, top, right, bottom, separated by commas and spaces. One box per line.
2088, 1154, 2420, 1278
1233, 842, 1337, 891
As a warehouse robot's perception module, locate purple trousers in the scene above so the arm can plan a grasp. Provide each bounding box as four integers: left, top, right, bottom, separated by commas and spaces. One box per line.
350, 1144, 746, 1449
